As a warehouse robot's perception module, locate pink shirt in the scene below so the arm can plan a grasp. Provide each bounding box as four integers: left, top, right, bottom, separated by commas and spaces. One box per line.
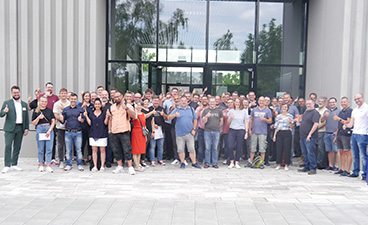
196, 106, 208, 129
222, 108, 230, 134
38, 93, 59, 110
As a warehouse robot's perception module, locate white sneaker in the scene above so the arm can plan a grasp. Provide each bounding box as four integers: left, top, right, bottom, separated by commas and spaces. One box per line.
284, 166, 289, 171
112, 166, 124, 174
100, 167, 105, 172
235, 164, 241, 169
128, 166, 136, 175
275, 166, 280, 170
78, 165, 84, 171
59, 161, 65, 169
39, 166, 44, 172
91, 167, 98, 172
171, 159, 179, 165
184, 160, 188, 166
64, 165, 72, 171
1, 167, 10, 173
150, 161, 156, 167
135, 167, 145, 172
46, 166, 53, 173
11, 166, 23, 171
223, 159, 228, 165
228, 163, 234, 169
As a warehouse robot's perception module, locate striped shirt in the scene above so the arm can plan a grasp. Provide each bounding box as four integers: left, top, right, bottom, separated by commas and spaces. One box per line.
274, 113, 294, 131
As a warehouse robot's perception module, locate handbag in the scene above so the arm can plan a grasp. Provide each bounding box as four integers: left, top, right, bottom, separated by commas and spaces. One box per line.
137, 114, 150, 138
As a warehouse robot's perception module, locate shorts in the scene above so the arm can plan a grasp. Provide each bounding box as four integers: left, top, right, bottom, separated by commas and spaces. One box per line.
89, 137, 107, 147
336, 135, 351, 150
176, 133, 195, 153
250, 134, 267, 153
324, 133, 338, 152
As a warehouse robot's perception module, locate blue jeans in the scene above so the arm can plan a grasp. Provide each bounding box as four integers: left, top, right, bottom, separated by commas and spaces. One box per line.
65, 131, 83, 166
204, 131, 220, 166
317, 132, 325, 165
324, 133, 338, 152
351, 134, 368, 177
36, 124, 54, 164
300, 137, 317, 171
197, 128, 205, 163
149, 137, 164, 162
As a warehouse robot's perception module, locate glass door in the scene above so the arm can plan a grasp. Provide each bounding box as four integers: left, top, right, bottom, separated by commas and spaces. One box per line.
209, 64, 254, 96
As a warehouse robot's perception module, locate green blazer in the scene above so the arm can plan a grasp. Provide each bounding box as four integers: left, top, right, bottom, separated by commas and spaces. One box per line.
0, 99, 30, 132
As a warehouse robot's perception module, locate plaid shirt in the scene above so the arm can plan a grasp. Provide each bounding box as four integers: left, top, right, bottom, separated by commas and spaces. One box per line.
274, 113, 294, 131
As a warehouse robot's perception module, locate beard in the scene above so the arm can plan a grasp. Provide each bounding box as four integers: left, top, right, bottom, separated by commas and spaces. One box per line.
12, 96, 20, 100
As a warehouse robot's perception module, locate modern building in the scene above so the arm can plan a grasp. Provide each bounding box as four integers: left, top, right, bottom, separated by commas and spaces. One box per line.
0, 0, 368, 156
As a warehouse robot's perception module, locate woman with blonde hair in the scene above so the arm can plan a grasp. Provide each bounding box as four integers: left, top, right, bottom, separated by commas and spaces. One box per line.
32, 96, 56, 172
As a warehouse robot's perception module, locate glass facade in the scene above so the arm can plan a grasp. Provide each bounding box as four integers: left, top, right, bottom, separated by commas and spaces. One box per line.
108, 0, 308, 98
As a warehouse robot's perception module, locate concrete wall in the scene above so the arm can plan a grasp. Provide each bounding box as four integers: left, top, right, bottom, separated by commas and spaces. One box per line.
0, 0, 106, 158
306, 0, 368, 102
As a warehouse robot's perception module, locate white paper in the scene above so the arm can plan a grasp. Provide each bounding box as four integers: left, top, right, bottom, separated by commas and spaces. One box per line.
154, 126, 164, 140
39, 133, 51, 141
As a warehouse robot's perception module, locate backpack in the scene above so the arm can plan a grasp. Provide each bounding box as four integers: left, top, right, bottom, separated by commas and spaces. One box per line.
251, 152, 263, 168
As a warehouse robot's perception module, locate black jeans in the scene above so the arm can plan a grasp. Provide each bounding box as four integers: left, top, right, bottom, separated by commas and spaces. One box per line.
294, 126, 302, 157
110, 132, 132, 161
228, 129, 245, 162
81, 128, 92, 157
163, 123, 174, 159
56, 129, 66, 162
276, 130, 292, 165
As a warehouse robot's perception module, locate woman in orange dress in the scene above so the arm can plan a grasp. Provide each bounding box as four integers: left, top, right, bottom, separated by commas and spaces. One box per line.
131, 100, 148, 172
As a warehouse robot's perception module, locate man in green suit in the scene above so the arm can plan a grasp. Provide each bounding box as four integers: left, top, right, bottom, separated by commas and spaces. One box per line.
0, 86, 29, 173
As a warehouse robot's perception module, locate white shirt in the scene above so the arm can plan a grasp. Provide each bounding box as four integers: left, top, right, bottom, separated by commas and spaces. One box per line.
13, 99, 23, 124
352, 102, 368, 134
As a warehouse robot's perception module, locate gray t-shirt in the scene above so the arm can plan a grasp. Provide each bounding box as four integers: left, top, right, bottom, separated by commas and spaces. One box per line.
202, 107, 223, 132
250, 107, 272, 135
325, 108, 341, 133
228, 109, 248, 130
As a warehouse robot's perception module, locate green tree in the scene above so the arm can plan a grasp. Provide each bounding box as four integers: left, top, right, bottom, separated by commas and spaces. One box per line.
214, 30, 237, 50
222, 72, 240, 85
243, 18, 282, 96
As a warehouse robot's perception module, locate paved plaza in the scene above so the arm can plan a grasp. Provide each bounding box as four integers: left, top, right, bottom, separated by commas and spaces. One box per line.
0, 158, 367, 225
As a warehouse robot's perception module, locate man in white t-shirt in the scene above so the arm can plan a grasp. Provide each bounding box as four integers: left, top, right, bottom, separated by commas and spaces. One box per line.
344, 93, 368, 181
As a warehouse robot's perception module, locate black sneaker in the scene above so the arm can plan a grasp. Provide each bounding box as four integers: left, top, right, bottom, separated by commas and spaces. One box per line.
192, 163, 202, 169
298, 168, 310, 173
244, 162, 252, 168
340, 171, 349, 176
106, 163, 112, 168
347, 174, 359, 178
334, 169, 344, 175
323, 166, 332, 171
259, 164, 265, 169
331, 167, 339, 172
308, 170, 317, 175
264, 162, 270, 166
362, 176, 366, 181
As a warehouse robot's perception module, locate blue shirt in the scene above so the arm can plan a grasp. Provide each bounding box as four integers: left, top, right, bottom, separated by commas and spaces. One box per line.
170, 105, 197, 136
163, 99, 173, 124
62, 105, 85, 130
325, 108, 341, 133
250, 107, 272, 135
88, 111, 108, 139
77, 102, 94, 130
337, 107, 353, 136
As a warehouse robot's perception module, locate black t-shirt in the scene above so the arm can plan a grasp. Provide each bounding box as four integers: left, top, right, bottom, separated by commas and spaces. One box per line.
189, 101, 198, 110
102, 102, 112, 114
148, 106, 165, 128
29, 99, 38, 110
337, 107, 353, 136
32, 108, 55, 125
300, 109, 320, 139
142, 108, 152, 132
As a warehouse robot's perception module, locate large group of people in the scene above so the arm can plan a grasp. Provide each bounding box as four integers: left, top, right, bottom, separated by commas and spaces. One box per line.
1, 83, 367, 183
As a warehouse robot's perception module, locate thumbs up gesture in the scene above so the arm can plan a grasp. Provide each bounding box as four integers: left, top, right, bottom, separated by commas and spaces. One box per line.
38, 112, 45, 120
206, 111, 211, 118
175, 111, 180, 118
230, 114, 235, 119
78, 113, 83, 122
3, 104, 9, 113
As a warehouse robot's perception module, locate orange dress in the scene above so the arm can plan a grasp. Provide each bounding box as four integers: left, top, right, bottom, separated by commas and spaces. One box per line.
131, 113, 146, 154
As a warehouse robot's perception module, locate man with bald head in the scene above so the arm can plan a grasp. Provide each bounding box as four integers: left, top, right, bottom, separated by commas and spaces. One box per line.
344, 93, 368, 181
298, 99, 320, 175
248, 96, 272, 169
